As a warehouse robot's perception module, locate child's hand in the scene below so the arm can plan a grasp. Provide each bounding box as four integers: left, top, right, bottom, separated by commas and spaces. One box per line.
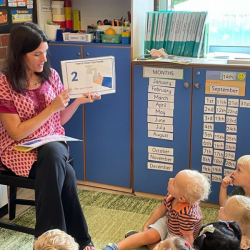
221, 172, 234, 188
77, 92, 101, 104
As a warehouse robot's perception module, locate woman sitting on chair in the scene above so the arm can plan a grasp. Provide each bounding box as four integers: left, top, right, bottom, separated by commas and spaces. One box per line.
0, 22, 100, 250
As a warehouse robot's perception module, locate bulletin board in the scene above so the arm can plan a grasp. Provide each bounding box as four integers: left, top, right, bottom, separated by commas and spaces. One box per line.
191, 68, 250, 204
0, 0, 37, 34
133, 65, 192, 195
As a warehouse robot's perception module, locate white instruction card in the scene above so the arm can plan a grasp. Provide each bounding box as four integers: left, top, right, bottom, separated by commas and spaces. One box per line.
61, 56, 116, 98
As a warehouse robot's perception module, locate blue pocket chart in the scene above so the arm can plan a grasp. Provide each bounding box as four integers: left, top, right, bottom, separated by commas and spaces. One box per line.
61, 56, 116, 98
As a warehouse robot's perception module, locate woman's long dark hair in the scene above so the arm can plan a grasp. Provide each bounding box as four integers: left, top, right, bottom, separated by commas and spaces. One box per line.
1, 22, 51, 93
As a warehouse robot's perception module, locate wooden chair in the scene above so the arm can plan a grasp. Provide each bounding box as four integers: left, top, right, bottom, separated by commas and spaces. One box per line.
0, 157, 74, 235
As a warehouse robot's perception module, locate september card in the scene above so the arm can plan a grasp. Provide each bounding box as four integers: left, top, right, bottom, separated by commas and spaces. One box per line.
61, 56, 116, 98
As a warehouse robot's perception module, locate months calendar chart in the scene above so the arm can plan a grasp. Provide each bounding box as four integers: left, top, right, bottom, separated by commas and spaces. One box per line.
191, 68, 250, 203
133, 65, 192, 195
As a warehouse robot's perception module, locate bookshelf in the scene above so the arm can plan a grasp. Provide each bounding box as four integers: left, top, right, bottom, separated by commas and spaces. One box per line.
36, 0, 154, 59
144, 10, 208, 57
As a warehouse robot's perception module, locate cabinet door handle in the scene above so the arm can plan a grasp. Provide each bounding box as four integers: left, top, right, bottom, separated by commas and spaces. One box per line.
194, 83, 200, 88
86, 52, 89, 56
77, 52, 80, 56
184, 82, 189, 88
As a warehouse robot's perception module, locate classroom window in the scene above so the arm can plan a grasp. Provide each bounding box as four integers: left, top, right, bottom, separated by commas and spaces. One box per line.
169, 0, 250, 53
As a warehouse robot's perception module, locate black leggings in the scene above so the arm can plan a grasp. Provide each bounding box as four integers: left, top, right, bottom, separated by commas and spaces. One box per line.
29, 141, 91, 248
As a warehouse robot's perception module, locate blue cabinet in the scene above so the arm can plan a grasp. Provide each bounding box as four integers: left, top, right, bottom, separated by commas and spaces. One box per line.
48, 44, 82, 75
133, 65, 192, 195
84, 46, 131, 188
133, 63, 250, 204
48, 44, 84, 180
48, 43, 131, 187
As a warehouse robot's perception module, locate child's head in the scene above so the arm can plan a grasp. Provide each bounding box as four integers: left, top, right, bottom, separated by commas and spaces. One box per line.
193, 221, 241, 250
157, 236, 194, 250
237, 155, 250, 172
33, 229, 79, 250
218, 195, 250, 237
168, 169, 211, 204
232, 155, 250, 187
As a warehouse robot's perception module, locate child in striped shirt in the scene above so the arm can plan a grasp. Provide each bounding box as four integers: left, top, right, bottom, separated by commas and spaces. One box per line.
102, 169, 210, 250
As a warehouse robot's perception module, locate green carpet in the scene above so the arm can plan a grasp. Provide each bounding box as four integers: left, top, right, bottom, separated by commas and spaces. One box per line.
0, 190, 219, 250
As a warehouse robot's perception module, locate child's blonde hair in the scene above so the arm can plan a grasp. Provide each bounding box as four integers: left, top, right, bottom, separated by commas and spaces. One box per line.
237, 155, 250, 172
33, 229, 79, 250
160, 236, 194, 250
179, 170, 211, 204
224, 195, 250, 237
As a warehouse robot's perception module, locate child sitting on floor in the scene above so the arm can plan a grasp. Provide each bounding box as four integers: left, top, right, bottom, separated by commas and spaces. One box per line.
33, 229, 79, 250
218, 195, 250, 250
193, 221, 242, 250
219, 155, 250, 206
156, 236, 195, 250
102, 169, 211, 250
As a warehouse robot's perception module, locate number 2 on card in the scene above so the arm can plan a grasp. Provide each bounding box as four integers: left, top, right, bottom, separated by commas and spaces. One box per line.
71, 71, 78, 81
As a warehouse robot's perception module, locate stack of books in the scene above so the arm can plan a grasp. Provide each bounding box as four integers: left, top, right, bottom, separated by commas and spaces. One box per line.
144, 11, 209, 58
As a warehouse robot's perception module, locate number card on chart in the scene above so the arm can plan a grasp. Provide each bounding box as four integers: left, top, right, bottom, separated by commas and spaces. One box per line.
61, 56, 116, 98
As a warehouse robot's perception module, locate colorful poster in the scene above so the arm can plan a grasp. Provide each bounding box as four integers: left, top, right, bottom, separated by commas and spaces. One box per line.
61, 56, 116, 97
8, 0, 30, 7
0, 0, 6, 7
0, 10, 7, 25
11, 9, 32, 23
